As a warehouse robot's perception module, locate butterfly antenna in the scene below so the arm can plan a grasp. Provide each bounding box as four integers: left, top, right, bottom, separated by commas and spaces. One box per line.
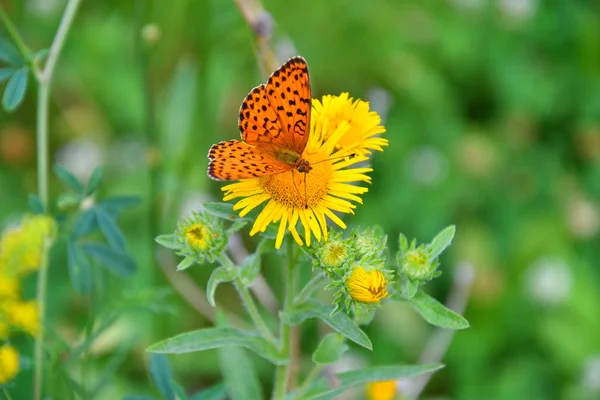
311, 151, 358, 166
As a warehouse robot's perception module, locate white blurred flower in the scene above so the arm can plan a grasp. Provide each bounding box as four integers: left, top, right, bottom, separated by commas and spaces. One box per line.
26, 0, 62, 16
405, 146, 448, 186
498, 0, 538, 22
582, 355, 600, 393
525, 257, 572, 306
55, 139, 104, 183
109, 138, 146, 173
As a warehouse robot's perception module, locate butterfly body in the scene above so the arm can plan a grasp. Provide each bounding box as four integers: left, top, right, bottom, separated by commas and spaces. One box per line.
208, 57, 312, 182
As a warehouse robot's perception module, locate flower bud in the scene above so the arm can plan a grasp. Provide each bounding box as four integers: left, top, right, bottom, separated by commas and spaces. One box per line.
350, 226, 387, 260
175, 211, 226, 264
346, 266, 389, 304
399, 245, 440, 281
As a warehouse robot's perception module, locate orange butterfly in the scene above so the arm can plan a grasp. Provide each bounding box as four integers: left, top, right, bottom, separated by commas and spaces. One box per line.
207, 57, 312, 181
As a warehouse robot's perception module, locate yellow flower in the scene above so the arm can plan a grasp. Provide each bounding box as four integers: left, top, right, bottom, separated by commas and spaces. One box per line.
346, 267, 389, 304
313, 93, 388, 156
222, 94, 384, 249
366, 380, 397, 400
5, 300, 39, 336
0, 214, 56, 277
0, 273, 19, 299
0, 344, 19, 384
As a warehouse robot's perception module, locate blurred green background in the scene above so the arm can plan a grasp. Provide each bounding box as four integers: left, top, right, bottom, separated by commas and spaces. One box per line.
2, 0, 600, 399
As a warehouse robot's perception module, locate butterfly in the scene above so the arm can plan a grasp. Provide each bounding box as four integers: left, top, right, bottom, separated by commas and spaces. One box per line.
207, 56, 312, 181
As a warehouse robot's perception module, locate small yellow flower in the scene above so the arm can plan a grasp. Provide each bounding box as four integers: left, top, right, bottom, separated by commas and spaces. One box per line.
184, 223, 212, 252
0, 273, 19, 299
0, 344, 19, 384
346, 267, 389, 303
0, 214, 56, 277
5, 300, 39, 336
313, 93, 388, 156
366, 380, 397, 400
320, 239, 348, 269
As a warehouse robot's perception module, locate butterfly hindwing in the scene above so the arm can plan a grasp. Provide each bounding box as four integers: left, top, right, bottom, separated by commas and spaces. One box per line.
207, 140, 292, 181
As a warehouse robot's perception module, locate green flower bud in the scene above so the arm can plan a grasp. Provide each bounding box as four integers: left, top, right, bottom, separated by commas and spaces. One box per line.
174, 211, 226, 265
350, 226, 387, 260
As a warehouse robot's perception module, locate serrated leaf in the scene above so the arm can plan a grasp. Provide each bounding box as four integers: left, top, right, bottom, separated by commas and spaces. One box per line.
0, 38, 22, 66
176, 256, 196, 271
53, 165, 84, 193
96, 208, 126, 251
155, 234, 180, 250
147, 327, 286, 366
0, 67, 16, 82
207, 266, 238, 306
239, 254, 260, 286
149, 354, 175, 400
226, 220, 247, 235
80, 243, 136, 277
72, 208, 98, 238
86, 165, 103, 195
27, 194, 44, 214
410, 290, 469, 330
312, 333, 348, 365
2, 67, 28, 112
281, 300, 372, 350
428, 225, 456, 260
219, 346, 262, 400
67, 242, 92, 294
189, 383, 227, 400
291, 364, 444, 400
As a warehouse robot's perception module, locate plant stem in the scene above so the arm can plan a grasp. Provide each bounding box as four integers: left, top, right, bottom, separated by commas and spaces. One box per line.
273, 239, 297, 399
0, 5, 32, 61
294, 272, 326, 305
33, 1, 82, 399
293, 365, 323, 400
220, 254, 277, 345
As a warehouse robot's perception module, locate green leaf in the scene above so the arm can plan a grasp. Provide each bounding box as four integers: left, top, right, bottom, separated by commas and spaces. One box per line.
171, 380, 188, 400
293, 364, 444, 400
428, 225, 456, 260
146, 327, 286, 366
219, 346, 262, 400
0, 67, 16, 82
27, 194, 44, 214
96, 208, 126, 252
72, 208, 98, 238
410, 290, 469, 330
312, 333, 348, 365
98, 196, 141, 217
67, 243, 92, 295
2, 67, 28, 112
176, 256, 196, 271
207, 266, 238, 307
80, 243, 136, 277
149, 354, 175, 400
203, 202, 252, 221
189, 383, 227, 400
281, 300, 372, 350
53, 165, 84, 193
256, 237, 277, 254
123, 396, 156, 400
226, 220, 247, 235
239, 254, 260, 286
155, 234, 180, 250
86, 165, 103, 195
29, 48, 49, 64
0, 39, 22, 66
402, 278, 419, 299
56, 192, 82, 210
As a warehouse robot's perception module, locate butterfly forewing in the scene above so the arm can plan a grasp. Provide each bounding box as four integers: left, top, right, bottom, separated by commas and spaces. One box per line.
207, 140, 292, 181
265, 57, 311, 154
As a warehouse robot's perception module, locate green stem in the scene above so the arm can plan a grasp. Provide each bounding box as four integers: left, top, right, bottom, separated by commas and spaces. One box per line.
33, 1, 82, 399
294, 272, 326, 305
273, 239, 297, 399
293, 365, 323, 400
0, 5, 32, 61
220, 254, 276, 345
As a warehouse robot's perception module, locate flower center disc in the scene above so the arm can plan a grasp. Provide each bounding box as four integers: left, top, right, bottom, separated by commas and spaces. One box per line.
259, 151, 332, 209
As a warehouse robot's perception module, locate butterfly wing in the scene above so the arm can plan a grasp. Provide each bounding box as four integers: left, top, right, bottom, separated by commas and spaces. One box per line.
239, 57, 311, 155
207, 140, 292, 181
